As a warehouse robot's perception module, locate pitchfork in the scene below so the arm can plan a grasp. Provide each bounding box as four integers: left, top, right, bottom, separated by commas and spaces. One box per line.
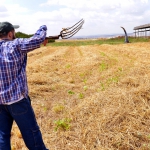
43, 19, 84, 45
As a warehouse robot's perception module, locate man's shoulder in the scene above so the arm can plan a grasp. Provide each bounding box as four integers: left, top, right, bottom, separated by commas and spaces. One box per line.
0, 39, 20, 49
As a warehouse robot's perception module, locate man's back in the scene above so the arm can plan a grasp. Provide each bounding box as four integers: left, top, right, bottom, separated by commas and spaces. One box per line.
0, 25, 47, 104
0, 39, 28, 104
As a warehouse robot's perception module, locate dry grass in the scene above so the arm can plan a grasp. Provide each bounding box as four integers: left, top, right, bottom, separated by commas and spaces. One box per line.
11, 42, 150, 150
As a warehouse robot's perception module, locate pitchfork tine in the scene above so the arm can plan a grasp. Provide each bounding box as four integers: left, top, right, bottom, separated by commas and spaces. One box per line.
62, 25, 83, 39
61, 19, 84, 39
61, 19, 84, 35
64, 18, 84, 30
62, 24, 83, 38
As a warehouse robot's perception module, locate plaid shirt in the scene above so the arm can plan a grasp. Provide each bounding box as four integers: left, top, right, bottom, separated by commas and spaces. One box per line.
0, 25, 47, 104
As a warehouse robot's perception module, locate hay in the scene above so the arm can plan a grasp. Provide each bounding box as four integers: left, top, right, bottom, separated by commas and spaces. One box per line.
11, 43, 150, 150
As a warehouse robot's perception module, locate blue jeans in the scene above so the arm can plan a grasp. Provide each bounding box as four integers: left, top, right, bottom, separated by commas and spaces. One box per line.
0, 96, 48, 150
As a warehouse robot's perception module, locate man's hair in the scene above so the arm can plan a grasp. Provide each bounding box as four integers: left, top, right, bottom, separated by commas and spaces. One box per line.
0, 34, 7, 38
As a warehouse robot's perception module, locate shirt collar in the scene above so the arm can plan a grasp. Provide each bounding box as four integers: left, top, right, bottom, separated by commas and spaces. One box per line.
0, 38, 11, 43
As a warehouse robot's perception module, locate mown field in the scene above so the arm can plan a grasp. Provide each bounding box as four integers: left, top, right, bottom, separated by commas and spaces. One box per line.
11, 37, 150, 150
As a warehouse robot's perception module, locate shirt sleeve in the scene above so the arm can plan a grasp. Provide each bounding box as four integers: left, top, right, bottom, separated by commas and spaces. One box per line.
14, 25, 47, 53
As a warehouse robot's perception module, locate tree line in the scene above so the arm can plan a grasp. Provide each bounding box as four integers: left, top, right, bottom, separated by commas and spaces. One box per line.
15, 32, 33, 38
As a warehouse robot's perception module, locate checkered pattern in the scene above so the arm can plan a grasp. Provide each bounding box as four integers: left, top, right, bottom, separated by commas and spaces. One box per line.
0, 25, 47, 104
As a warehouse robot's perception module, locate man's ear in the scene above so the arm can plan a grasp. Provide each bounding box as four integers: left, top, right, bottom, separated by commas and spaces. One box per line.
7, 31, 13, 39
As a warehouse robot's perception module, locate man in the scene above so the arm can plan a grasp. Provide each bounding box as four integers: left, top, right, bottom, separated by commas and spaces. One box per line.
0, 22, 48, 150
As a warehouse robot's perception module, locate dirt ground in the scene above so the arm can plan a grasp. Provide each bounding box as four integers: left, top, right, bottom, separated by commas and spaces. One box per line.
11, 42, 150, 150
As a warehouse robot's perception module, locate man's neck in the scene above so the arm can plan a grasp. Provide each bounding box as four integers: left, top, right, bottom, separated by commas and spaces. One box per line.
0, 38, 10, 41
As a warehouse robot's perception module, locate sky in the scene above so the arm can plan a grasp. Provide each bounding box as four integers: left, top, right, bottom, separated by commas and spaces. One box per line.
0, 0, 150, 37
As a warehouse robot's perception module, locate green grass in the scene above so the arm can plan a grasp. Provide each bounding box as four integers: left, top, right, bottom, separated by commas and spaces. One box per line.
54, 118, 71, 131
45, 36, 150, 47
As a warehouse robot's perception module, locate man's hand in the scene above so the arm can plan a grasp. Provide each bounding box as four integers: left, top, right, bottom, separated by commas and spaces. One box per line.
40, 25, 47, 31
43, 39, 48, 46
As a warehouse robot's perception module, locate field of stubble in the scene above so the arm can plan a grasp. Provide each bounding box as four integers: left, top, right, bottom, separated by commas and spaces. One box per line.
11, 42, 150, 150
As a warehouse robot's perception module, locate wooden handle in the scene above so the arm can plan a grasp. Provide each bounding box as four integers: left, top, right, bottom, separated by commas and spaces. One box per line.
46, 35, 60, 39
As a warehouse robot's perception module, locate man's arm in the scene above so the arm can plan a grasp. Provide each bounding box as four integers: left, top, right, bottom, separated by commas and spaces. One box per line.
14, 25, 47, 53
